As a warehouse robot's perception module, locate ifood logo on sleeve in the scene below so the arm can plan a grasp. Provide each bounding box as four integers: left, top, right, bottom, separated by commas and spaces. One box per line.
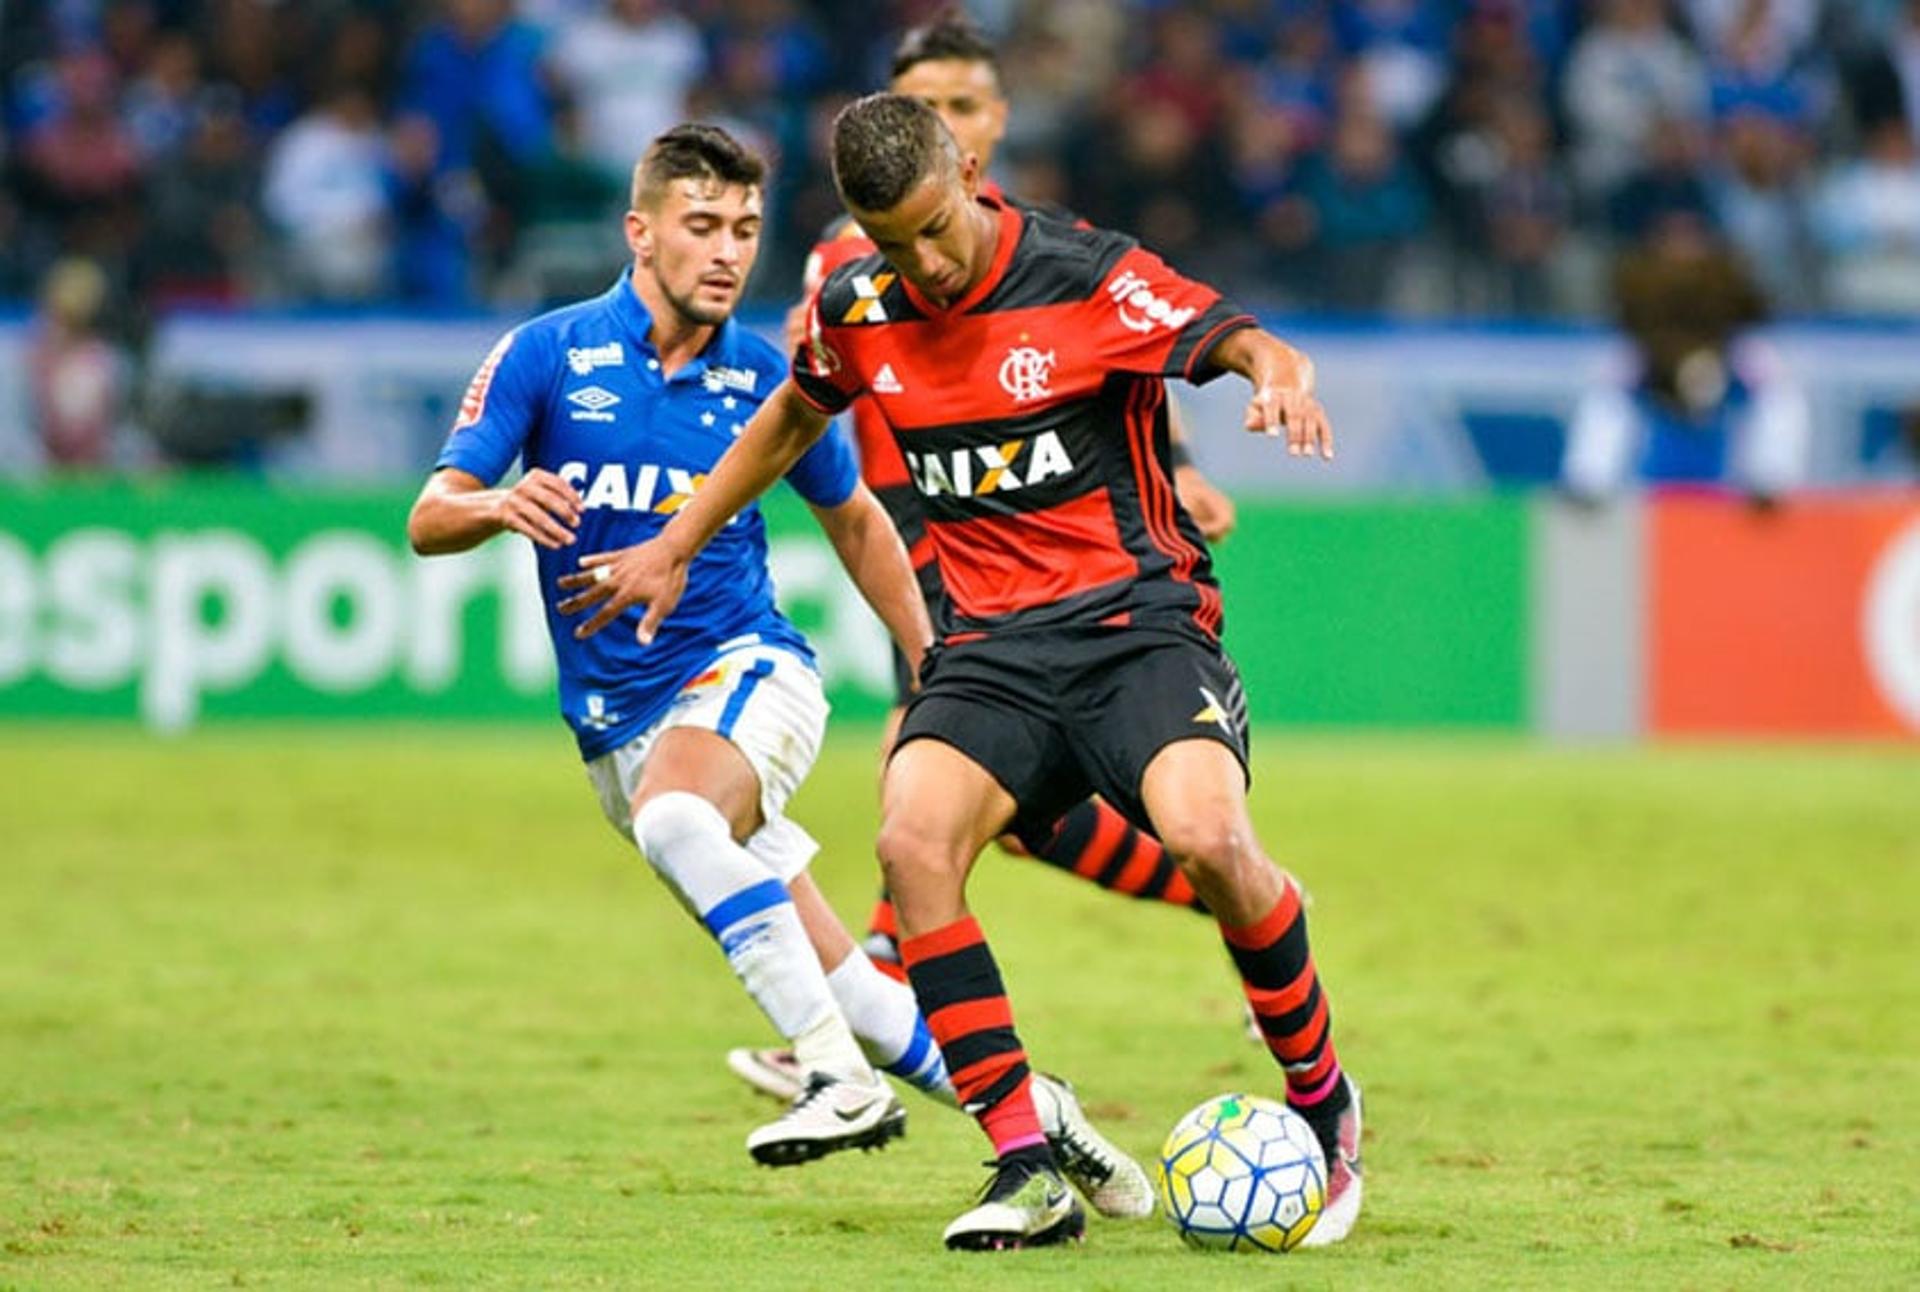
1105, 269, 1197, 334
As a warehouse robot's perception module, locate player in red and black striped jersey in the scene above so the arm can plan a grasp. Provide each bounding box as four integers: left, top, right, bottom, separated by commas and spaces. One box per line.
777, 15, 1226, 989
581, 94, 1364, 1251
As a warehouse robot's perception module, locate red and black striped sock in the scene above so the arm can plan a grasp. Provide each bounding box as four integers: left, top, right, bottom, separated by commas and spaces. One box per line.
861, 889, 908, 984
1221, 879, 1350, 1118
900, 915, 1045, 1156
1022, 799, 1208, 912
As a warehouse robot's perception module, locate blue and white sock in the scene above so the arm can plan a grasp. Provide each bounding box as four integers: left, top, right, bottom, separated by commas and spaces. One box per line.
632, 791, 869, 1083
826, 948, 956, 1106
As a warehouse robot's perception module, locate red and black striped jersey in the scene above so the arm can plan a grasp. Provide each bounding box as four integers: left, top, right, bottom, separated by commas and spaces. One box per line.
797, 180, 1078, 497
790, 191, 1255, 640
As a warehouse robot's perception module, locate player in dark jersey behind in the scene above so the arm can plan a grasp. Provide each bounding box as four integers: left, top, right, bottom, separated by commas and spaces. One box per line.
564, 97, 1364, 1252
727, 11, 1241, 1110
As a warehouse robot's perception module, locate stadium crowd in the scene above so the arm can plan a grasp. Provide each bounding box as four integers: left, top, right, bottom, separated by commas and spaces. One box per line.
7, 0, 1920, 325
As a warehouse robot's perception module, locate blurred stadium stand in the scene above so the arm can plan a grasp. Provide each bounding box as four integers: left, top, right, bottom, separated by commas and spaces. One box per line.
4, 0, 1920, 484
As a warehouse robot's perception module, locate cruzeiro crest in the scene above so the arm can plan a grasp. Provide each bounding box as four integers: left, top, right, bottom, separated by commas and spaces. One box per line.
998, 345, 1056, 403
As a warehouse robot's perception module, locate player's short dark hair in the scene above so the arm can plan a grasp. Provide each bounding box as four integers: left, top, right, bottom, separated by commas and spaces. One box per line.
831, 93, 958, 213
631, 123, 766, 210
890, 7, 1000, 83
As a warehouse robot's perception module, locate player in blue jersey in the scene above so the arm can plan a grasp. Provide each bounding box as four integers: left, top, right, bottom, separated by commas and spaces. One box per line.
407, 125, 949, 1167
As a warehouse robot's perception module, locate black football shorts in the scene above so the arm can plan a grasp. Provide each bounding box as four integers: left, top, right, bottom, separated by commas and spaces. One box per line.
895, 624, 1251, 833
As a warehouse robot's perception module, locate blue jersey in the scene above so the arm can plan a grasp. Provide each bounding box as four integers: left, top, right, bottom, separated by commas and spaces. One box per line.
435, 270, 859, 760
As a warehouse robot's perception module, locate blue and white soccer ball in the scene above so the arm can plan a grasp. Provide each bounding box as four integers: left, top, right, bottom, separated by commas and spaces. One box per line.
1156, 1092, 1327, 1252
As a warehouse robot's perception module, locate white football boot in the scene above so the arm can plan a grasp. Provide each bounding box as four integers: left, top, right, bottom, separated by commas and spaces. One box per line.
745, 1071, 906, 1167
1030, 1073, 1155, 1219
727, 1046, 805, 1102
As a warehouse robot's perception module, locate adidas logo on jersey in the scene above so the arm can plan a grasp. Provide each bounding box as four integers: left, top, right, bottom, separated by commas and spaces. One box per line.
872, 363, 904, 395
904, 429, 1073, 498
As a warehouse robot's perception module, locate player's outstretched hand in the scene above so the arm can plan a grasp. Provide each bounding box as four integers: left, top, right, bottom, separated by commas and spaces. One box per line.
1245, 384, 1334, 460
555, 540, 689, 644
495, 468, 583, 548
1174, 464, 1238, 542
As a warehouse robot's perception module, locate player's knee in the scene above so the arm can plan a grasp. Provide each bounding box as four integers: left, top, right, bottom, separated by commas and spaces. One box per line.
874, 815, 963, 889
631, 790, 730, 866
1159, 815, 1253, 885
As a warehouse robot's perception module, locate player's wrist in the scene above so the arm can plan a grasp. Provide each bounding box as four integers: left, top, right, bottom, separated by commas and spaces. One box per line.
656, 521, 700, 567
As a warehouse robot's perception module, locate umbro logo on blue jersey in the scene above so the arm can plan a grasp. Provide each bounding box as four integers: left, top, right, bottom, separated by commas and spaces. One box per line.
568, 386, 621, 422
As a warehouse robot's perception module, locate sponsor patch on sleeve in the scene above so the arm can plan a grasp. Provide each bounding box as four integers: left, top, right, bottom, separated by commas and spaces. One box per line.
454, 330, 517, 430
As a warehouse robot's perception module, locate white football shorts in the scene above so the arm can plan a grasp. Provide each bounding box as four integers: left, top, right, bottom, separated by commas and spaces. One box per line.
585, 639, 828, 882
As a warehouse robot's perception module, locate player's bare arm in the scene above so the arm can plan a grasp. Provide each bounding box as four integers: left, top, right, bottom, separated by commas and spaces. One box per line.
555, 380, 831, 642
807, 484, 934, 680
407, 466, 583, 555
1209, 328, 1333, 460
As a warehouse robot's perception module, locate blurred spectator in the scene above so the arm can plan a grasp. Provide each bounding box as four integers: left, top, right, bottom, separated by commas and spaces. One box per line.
548, 0, 704, 182
1709, 111, 1818, 311
996, 2, 1119, 162
14, 51, 145, 263
398, 0, 552, 176
1608, 115, 1712, 239
1698, 0, 1828, 132
1477, 96, 1572, 314
1683, 0, 1824, 73
1889, 0, 1920, 142
502, 92, 627, 303
202, 0, 299, 142
1565, 205, 1808, 498
28, 258, 133, 470
1123, 7, 1229, 138
1811, 115, 1920, 315
1333, 0, 1453, 130
1271, 88, 1430, 311
323, 9, 400, 107
1413, 3, 1561, 310
137, 86, 261, 306
1071, 94, 1234, 280
385, 112, 483, 305
1248, 7, 1339, 156
262, 83, 391, 302
122, 30, 204, 163
98, 0, 161, 83
1563, 0, 1710, 206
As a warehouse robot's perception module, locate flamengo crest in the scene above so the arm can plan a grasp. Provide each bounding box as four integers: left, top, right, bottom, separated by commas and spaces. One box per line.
998, 346, 1056, 403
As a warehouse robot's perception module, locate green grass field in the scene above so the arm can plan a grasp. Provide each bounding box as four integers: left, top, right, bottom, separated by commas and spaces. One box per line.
3, 725, 1916, 1289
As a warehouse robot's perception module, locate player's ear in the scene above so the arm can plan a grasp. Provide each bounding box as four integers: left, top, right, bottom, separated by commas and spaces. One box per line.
625, 209, 653, 265
957, 151, 980, 199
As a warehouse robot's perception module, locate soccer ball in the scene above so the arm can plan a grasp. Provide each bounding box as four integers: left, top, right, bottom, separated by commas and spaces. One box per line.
1156, 1093, 1327, 1252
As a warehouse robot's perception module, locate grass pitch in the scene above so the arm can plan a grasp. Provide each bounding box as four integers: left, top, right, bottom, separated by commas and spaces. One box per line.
2, 725, 1915, 1289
